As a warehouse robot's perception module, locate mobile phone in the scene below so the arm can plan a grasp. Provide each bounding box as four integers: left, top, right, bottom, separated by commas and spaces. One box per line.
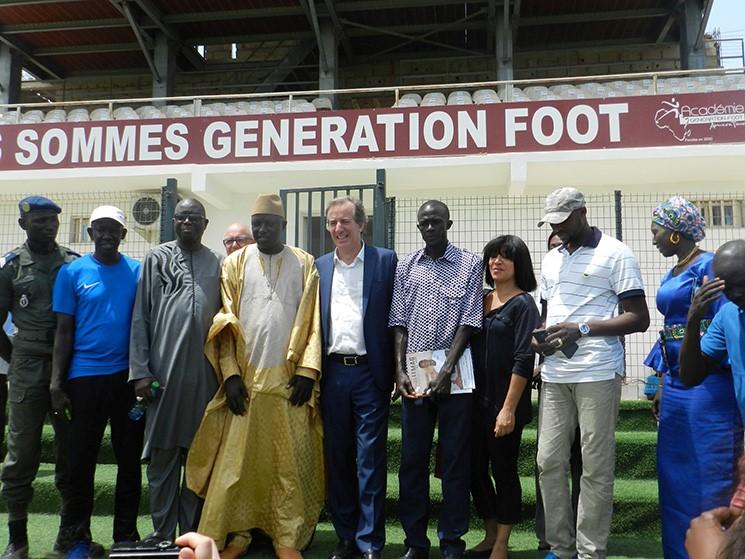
561, 341, 579, 359
533, 329, 579, 359
533, 329, 547, 343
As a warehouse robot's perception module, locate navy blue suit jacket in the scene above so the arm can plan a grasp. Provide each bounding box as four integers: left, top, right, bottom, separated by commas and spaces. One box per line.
317, 244, 397, 393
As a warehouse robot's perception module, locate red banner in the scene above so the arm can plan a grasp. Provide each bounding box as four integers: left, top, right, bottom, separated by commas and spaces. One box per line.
0, 91, 743, 170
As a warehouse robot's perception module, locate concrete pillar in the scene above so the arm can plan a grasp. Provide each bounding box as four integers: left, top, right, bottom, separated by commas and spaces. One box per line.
0, 45, 22, 105
152, 33, 176, 101
318, 20, 338, 108
679, 0, 706, 69
496, 8, 514, 101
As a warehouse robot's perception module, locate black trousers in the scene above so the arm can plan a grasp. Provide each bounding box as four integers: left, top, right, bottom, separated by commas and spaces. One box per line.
64, 370, 144, 542
0, 375, 6, 458
470, 409, 524, 525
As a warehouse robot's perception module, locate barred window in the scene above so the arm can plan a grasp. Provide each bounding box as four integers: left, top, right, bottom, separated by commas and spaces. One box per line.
70, 216, 89, 244
691, 199, 743, 228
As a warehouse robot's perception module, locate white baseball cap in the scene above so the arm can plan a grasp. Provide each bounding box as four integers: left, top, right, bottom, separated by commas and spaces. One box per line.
90, 205, 126, 227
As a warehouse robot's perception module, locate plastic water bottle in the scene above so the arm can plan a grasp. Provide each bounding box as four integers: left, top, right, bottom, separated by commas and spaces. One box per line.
128, 380, 161, 421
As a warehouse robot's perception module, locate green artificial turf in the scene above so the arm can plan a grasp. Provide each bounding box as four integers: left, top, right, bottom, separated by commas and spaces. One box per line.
1, 515, 663, 559
1, 466, 660, 536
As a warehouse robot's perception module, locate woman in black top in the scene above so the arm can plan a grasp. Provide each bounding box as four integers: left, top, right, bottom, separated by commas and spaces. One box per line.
466, 235, 539, 559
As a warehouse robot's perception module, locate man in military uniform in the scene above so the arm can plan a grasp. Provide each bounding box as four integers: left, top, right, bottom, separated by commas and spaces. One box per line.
0, 196, 79, 559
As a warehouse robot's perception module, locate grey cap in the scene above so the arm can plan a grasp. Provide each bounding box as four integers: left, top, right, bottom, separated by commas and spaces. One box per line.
538, 187, 586, 227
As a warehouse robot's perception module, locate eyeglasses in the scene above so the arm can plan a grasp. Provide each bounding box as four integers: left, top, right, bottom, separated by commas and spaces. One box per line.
223, 236, 251, 246
174, 214, 205, 223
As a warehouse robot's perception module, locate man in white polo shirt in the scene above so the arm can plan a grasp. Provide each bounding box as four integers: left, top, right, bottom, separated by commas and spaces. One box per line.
533, 188, 649, 559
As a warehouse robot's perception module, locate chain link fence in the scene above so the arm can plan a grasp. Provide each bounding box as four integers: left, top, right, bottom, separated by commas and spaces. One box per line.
0, 187, 741, 399
0, 191, 163, 260
392, 191, 745, 399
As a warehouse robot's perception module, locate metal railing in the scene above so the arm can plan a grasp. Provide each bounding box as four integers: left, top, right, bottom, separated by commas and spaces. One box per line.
2, 66, 744, 121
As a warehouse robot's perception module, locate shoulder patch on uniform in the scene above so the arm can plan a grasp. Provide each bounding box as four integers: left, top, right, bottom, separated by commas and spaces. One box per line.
0, 250, 18, 269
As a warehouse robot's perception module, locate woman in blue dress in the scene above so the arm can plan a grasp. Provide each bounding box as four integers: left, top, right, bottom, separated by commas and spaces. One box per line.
646, 197, 742, 559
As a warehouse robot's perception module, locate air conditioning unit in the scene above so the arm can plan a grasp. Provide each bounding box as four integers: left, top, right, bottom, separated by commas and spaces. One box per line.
131, 194, 161, 243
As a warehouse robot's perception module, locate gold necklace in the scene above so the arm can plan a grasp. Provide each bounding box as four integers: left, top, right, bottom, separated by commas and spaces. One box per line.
674, 246, 699, 270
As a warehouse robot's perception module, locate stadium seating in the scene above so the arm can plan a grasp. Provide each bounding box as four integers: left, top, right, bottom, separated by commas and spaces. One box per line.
0, 74, 743, 123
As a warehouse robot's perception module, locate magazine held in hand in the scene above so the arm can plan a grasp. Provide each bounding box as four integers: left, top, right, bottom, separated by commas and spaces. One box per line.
405, 347, 475, 395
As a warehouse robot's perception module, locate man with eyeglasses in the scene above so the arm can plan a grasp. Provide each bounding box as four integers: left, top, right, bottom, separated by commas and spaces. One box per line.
130, 198, 223, 543
222, 223, 254, 255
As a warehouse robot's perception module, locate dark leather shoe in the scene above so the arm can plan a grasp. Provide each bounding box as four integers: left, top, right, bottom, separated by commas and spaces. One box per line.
329, 540, 359, 559
361, 551, 381, 559
1, 542, 28, 559
400, 548, 429, 559
464, 548, 492, 559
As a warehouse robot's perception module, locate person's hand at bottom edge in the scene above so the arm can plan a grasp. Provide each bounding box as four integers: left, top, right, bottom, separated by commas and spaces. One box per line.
175, 532, 219, 559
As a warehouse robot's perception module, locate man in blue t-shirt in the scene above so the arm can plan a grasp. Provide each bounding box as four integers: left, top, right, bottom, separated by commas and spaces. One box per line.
680, 239, 745, 416
50, 205, 143, 556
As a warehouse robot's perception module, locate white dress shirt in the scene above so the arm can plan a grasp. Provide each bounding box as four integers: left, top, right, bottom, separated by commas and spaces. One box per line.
328, 244, 367, 355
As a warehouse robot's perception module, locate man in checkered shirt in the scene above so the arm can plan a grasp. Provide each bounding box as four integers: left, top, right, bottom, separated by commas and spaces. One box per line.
389, 200, 483, 559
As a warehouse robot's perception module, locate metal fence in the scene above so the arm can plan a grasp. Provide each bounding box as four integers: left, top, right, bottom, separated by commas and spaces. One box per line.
393, 191, 745, 399
0, 188, 741, 399
0, 191, 164, 261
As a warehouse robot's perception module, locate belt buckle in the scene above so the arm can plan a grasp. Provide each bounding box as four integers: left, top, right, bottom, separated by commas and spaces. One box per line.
343, 355, 358, 366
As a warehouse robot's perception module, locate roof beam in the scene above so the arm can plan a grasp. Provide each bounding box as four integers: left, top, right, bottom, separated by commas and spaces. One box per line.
520, 8, 669, 26
130, 0, 205, 70
254, 40, 317, 93
323, 0, 355, 61
33, 42, 143, 56
132, 0, 176, 41
114, 0, 160, 81
0, 32, 63, 79
365, 6, 489, 58
695, 0, 714, 49
297, 0, 329, 72
0, 0, 81, 5
189, 21, 487, 45
519, 37, 655, 52
162, 0, 487, 24
1, 18, 131, 34
346, 8, 488, 59
656, 0, 683, 43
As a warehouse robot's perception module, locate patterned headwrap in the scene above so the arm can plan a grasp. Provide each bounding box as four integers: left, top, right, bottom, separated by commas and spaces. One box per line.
652, 196, 706, 242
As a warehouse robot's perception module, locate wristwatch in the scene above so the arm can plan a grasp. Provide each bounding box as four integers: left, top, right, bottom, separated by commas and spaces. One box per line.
578, 322, 591, 337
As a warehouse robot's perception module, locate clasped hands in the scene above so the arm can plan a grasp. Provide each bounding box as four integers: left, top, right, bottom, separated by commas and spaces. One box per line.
224, 374, 314, 415
393, 362, 454, 401
532, 322, 582, 356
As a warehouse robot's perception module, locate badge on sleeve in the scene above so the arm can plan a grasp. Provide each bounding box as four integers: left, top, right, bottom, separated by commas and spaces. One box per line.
19, 294, 28, 308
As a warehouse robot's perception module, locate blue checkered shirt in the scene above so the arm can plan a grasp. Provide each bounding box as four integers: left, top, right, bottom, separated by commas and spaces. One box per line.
389, 242, 483, 353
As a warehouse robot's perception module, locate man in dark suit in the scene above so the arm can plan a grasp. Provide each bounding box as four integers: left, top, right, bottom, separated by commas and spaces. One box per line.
317, 196, 397, 559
